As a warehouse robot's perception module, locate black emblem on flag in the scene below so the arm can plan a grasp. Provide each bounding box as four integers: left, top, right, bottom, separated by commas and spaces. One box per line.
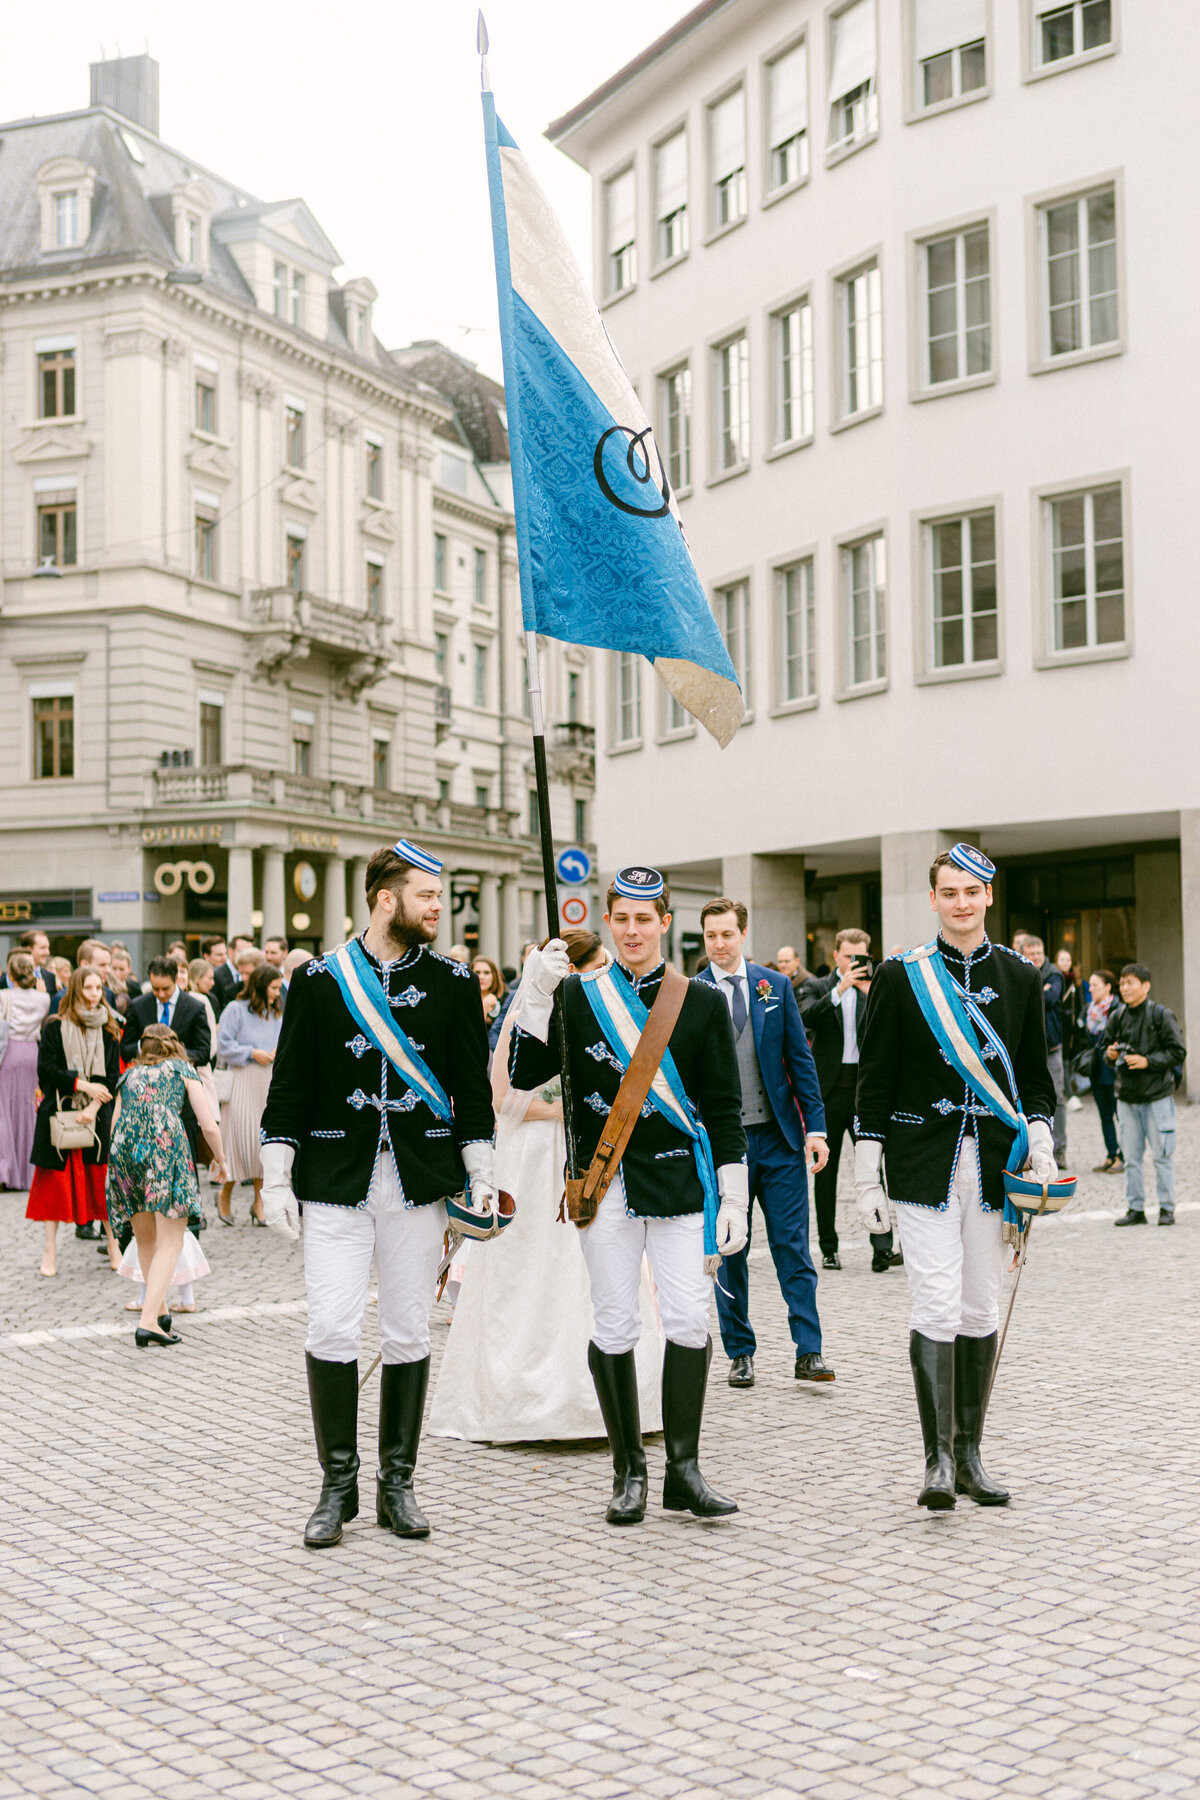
593, 426, 671, 519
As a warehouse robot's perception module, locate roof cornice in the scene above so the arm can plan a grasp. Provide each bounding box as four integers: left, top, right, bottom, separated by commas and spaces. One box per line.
545, 0, 734, 149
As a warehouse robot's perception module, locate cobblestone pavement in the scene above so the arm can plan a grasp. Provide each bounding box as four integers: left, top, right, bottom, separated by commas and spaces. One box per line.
2, 1095, 1198, 1800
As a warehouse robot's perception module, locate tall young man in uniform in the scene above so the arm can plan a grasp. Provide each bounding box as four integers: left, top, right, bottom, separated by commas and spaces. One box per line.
260, 841, 496, 1549
512, 868, 748, 1526
854, 846, 1057, 1510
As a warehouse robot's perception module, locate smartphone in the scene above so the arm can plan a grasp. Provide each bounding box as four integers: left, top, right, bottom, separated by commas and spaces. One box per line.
852, 953, 873, 975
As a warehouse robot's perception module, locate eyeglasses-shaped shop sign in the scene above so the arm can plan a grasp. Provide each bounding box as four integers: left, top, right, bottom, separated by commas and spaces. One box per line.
152, 860, 216, 896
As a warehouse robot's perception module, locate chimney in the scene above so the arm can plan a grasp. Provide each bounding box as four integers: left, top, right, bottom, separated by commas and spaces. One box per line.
89, 53, 160, 136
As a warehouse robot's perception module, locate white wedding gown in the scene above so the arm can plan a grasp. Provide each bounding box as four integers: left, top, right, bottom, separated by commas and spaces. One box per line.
428, 979, 663, 1444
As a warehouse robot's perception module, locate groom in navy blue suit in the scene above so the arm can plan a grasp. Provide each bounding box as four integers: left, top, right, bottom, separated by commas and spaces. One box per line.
696, 899, 834, 1386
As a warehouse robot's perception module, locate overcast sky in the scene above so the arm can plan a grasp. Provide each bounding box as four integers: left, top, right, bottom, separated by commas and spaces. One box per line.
0, 0, 685, 380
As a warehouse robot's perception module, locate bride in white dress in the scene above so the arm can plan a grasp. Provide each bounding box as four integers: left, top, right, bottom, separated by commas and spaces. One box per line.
429, 932, 663, 1443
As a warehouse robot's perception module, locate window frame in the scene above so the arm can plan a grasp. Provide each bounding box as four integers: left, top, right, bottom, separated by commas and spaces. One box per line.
712, 572, 754, 718
290, 706, 316, 778
197, 688, 225, 768
473, 546, 487, 607
372, 732, 391, 791
903, 0, 992, 121
38, 347, 76, 420
703, 78, 749, 244
766, 287, 815, 458
366, 557, 384, 618
834, 523, 889, 700
1022, 0, 1118, 82
37, 499, 77, 569
365, 435, 383, 501
601, 161, 638, 303
907, 209, 997, 401
194, 505, 218, 584
911, 496, 1005, 685
472, 640, 489, 710
285, 530, 306, 596
30, 684, 75, 781
433, 531, 449, 593
829, 248, 884, 431
651, 120, 690, 273
1032, 470, 1131, 670
769, 549, 820, 715
824, 0, 880, 167
609, 650, 644, 753
284, 400, 306, 471
1026, 170, 1124, 375
761, 29, 810, 206
655, 357, 693, 498
708, 324, 752, 483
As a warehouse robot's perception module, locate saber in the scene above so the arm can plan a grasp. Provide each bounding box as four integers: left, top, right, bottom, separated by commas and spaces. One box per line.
983, 1212, 1035, 1415
357, 1227, 468, 1391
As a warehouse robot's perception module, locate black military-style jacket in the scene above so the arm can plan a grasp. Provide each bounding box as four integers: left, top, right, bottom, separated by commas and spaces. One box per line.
509, 961, 746, 1219
855, 935, 1056, 1211
261, 938, 494, 1207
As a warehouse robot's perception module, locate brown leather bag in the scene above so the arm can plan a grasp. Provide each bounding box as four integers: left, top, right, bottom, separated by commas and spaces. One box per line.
564, 964, 689, 1229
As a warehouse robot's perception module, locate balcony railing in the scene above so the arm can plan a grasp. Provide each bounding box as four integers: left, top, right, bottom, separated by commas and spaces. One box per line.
148, 765, 512, 840
247, 588, 390, 695
547, 718, 596, 780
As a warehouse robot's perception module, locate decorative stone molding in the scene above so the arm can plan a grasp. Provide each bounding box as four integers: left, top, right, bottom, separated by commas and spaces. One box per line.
163, 335, 188, 365
359, 503, 397, 543
102, 325, 166, 359
36, 157, 97, 254
278, 472, 319, 515
323, 403, 355, 440
237, 367, 277, 405
12, 424, 92, 464
186, 442, 236, 484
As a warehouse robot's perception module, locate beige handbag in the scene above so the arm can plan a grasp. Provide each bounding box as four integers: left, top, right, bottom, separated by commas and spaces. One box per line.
49, 1095, 96, 1154
213, 1064, 234, 1104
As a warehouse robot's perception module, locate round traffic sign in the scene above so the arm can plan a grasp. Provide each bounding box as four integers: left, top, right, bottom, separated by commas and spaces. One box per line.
561, 894, 589, 927
555, 845, 592, 886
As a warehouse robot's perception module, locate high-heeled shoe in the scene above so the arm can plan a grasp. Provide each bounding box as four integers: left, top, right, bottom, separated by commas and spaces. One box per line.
250, 1210, 266, 1228
135, 1326, 181, 1347
216, 1211, 234, 1227
158, 1313, 172, 1333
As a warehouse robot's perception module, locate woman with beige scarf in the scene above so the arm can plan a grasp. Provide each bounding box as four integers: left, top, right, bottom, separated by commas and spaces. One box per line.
26, 967, 122, 1277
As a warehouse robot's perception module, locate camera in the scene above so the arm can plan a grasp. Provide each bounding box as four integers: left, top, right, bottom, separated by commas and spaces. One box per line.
852, 953, 874, 978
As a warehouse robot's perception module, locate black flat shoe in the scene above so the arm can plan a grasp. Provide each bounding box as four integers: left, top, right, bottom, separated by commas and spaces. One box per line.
1158, 1213, 1176, 1226
1114, 1210, 1148, 1226
158, 1313, 173, 1333
821, 1251, 841, 1271
135, 1327, 181, 1347
727, 1355, 755, 1388
794, 1353, 835, 1382
871, 1251, 904, 1272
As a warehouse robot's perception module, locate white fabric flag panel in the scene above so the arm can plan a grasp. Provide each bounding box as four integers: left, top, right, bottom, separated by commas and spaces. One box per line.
914, 0, 987, 60
829, 0, 877, 102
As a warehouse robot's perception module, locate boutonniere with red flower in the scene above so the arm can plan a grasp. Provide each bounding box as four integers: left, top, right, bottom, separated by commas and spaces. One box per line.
756, 978, 773, 1002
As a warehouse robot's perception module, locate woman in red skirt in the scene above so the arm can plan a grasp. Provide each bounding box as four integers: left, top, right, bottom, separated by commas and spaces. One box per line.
27, 966, 122, 1276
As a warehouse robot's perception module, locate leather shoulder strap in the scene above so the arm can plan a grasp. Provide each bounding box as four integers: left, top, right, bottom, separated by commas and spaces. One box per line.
581, 965, 690, 1205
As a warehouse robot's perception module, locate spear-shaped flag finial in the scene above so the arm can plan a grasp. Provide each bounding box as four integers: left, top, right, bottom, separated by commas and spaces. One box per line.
477, 12, 490, 90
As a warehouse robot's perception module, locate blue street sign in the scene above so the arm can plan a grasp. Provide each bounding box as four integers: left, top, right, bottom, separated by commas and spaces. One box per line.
555, 845, 592, 886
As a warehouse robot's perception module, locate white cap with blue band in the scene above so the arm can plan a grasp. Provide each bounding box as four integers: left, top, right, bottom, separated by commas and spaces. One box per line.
612, 865, 665, 900
947, 843, 996, 882
394, 838, 444, 876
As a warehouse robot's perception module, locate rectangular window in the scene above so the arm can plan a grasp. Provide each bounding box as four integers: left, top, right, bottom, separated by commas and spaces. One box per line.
438, 776, 452, 805
708, 88, 747, 229
715, 333, 750, 471
54, 191, 81, 248
665, 691, 690, 732
434, 630, 449, 680
198, 690, 224, 767
575, 798, 588, 842
473, 642, 488, 708
657, 364, 692, 493
1041, 187, 1118, 358
365, 437, 382, 500
654, 130, 689, 263
291, 271, 306, 329
916, 0, 987, 105
39, 350, 76, 419
604, 167, 637, 297
567, 670, 581, 723
32, 691, 74, 779
195, 372, 216, 433
366, 559, 383, 617
924, 226, 991, 385
614, 652, 642, 744
195, 512, 217, 582
285, 403, 305, 468
714, 580, 751, 706
772, 299, 813, 445
286, 533, 305, 595
1036, 0, 1111, 66
528, 788, 540, 836
777, 559, 816, 701
927, 510, 998, 668
767, 41, 809, 190
1048, 484, 1124, 652
373, 736, 390, 790
434, 532, 448, 591
842, 534, 887, 688
473, 547, 487, 605
38, 502, 77, 568
828, 0, 878, 150
291, 708, 314, 778
839, 261, 883, 417
273, 262, 287, 319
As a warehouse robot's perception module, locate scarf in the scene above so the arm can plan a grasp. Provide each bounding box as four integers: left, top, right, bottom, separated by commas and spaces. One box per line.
61, 1006, 109, 1089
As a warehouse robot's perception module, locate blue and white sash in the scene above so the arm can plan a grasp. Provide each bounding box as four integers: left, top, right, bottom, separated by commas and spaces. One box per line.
903, 942, 1028, 1226
580, 966, 720, 1257
324, 940, 452, 1123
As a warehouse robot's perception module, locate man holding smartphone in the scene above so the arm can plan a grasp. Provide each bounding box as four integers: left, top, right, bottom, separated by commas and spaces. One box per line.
799, 931, 901, 1272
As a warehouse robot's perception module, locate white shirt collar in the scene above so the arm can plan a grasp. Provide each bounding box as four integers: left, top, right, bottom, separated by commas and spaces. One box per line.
714, 958, 747, 983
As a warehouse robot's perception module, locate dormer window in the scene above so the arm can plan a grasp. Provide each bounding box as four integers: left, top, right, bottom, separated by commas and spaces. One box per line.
37, 158, 96, 254
341, 277, 378, 355
170, 179, 213, 270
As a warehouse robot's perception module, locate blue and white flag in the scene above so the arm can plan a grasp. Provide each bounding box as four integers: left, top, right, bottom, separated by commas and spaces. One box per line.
482, 89, 743, 747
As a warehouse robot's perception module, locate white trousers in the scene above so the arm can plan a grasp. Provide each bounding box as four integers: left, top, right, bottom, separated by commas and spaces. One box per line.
580, 1175, 710, 1355
895, 1139, 1005, 1343
303, 1152, 446, 1365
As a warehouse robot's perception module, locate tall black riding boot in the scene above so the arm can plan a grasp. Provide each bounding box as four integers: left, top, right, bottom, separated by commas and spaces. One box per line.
909, 1331, 956, 1510
953, 1333, 1010, 1505
587, 1342, 648, 1525
304, 1354, 360, 1548
661, 1338, 738, 1517
376, 1357, 432, 1538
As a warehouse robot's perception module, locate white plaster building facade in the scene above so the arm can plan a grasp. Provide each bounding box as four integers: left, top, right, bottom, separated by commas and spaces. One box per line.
549, 0, 1200, 1078
0, 56, 594, 971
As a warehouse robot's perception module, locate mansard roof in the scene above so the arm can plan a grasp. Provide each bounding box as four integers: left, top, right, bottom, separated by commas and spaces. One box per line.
393, 342, 510, 466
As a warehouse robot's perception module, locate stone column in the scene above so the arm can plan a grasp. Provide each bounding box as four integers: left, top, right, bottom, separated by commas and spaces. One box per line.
1178, 812, 1200, 1101
720, 853, 806, 967
350, 858, 371, 933
262, 848, 287, 944
498, 873, 518, 970
880, 830, 955, 956
323, 855, 347, 952
477, 874, 500, 961
227, 847, 255, 942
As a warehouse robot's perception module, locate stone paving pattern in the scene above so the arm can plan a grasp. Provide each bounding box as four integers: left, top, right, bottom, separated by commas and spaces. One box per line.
1, 1095, 1198, 1800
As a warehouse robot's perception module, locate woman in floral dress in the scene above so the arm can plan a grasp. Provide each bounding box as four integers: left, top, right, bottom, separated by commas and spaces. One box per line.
107, 1025, 227, 1347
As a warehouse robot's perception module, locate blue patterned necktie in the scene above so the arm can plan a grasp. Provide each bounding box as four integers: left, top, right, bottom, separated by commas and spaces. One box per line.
159, 1001, 169, 1026
730, 975, 747, 1036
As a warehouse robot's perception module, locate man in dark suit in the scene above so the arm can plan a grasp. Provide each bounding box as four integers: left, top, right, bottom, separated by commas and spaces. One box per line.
696, 898, 833, 1388
211, 934, 252, 1016
799, 929, 902, 1274
122, 957, 212, 1162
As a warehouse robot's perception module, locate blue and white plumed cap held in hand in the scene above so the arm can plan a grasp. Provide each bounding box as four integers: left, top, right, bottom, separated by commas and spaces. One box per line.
612, 866, 665, 901
394, 839, 443, 876
946, 843, 996, 883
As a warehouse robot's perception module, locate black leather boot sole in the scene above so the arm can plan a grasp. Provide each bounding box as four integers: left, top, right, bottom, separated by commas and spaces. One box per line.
377, 1358, 432, 1539
304, 1354, 360, 1549
587, 1342, 648, 1524
661, 1339, 738, 1517
910, 1331, 956, 1510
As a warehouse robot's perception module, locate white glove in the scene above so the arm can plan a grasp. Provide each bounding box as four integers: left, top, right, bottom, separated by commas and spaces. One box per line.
460, 1140, 497, 1217
519, 939, 572, 1042
854, 1139, 890, 1236
260, 1141, 300, 1242
714, 1162, 750, 1258
1026, 1120, 1058, 1183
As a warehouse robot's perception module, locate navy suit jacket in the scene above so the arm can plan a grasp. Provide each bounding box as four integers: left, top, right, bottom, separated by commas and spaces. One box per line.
695, 961, 826, 1152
